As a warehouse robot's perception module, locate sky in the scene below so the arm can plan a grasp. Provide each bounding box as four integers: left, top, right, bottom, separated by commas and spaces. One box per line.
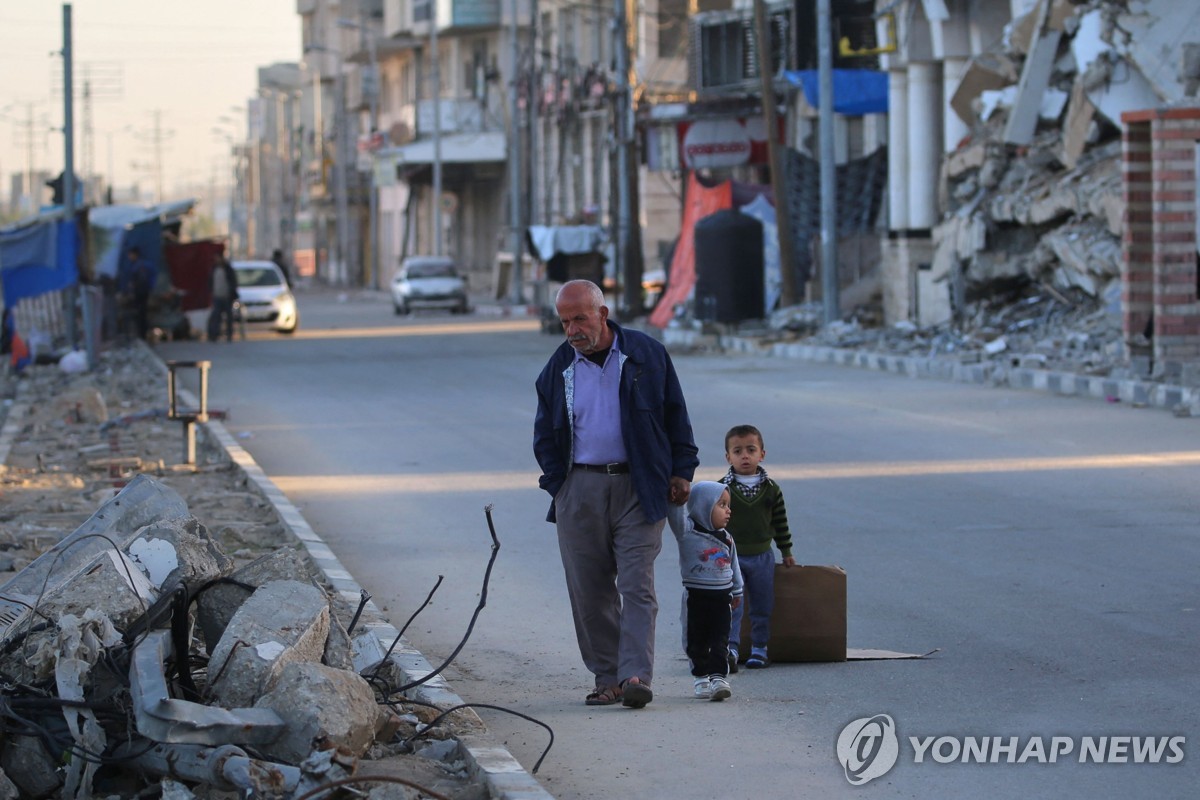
0, 0, 301, 209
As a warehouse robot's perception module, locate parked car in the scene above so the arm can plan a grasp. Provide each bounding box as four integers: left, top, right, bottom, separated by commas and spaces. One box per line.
232, 260, 298, 334
390, 256, 469, 315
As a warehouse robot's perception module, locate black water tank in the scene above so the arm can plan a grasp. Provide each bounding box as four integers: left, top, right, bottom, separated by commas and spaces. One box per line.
694, 210, 764, 323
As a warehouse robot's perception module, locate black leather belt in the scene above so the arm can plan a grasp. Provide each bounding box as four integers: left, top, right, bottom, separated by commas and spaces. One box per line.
574, 462, 630, 475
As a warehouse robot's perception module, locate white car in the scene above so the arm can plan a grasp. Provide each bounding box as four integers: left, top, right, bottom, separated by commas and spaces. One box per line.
390, 256, 469, 315
232, 260, 298, 334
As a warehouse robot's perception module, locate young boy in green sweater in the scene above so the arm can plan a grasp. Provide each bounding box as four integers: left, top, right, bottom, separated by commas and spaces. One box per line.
720, 424, 794, 669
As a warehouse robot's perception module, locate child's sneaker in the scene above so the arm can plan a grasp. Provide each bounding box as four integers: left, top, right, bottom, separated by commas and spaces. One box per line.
726, 647, 739, 674
708, 675, 732, 701
746, 647, 770, 669
693, 677, 712, 699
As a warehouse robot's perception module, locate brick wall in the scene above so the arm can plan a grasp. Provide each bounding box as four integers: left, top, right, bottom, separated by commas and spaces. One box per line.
1122, 108, 1200, 366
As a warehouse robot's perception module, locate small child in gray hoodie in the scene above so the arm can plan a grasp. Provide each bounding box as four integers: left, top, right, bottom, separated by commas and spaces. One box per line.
668, 480, 743, 700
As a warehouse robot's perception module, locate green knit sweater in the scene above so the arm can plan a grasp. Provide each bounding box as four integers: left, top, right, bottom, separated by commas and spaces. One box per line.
720, 468, 792, 558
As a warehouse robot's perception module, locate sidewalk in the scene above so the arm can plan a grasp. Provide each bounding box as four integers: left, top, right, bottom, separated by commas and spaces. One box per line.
657, 325, 1200, 418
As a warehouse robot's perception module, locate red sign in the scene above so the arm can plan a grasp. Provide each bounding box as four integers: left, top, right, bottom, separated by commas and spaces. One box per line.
676, 117, 784, 171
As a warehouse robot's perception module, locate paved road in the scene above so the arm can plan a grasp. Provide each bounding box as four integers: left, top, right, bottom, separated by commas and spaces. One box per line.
161, 288, 1200, 800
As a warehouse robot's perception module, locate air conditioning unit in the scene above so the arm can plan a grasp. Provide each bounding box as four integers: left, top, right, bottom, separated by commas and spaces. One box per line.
689, 2, 793, 94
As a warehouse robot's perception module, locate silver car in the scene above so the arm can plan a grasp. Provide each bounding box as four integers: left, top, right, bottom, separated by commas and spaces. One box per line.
232, 260, 298, 333
391, 256, 469, 315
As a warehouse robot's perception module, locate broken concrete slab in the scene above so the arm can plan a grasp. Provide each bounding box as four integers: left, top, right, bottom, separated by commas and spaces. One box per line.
0, 735, 61, 799
253, 661, 382, 764
207, 579, 331, 709
1115, 0, 1200, 102
0, 474, 189, 646
195, 546, 313, 653
950, 53, 1018, 126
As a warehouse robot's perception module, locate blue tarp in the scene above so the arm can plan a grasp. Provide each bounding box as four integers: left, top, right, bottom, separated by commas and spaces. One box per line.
0, 217, 79, 306
784, 69, 889, 116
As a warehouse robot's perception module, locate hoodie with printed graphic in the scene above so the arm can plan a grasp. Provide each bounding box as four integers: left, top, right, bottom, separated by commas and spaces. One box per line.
668, 481, 743, 596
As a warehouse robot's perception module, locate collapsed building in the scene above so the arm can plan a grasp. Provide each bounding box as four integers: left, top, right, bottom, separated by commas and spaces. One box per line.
878, 0, 1200, 384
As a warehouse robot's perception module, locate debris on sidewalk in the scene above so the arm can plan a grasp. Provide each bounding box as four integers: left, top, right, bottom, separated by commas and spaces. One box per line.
0, 347, 489, 799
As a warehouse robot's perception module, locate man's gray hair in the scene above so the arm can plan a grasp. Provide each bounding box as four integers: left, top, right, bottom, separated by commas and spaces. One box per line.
557, 279, 604, 308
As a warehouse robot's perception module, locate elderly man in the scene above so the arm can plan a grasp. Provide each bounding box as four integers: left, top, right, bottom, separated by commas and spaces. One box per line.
534, 279, 698, 709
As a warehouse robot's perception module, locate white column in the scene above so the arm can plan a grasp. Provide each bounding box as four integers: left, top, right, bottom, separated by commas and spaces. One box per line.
907, 61, 942, 230
888, 69, 910, 231
943, 56, 970, 153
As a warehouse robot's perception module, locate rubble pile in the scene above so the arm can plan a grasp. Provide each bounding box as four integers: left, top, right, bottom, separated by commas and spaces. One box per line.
0, 350, 489, 800
761, 1, 1200, 385
934, 1, 1130, 299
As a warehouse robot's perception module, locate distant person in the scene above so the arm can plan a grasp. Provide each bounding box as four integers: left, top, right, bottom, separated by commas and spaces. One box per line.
720, 424, 795, 671
271, 248, 293, 288
668, 480, 742, 701
207, 253, 240, 342
122, 246, 156, 341
533, 279, 699, 709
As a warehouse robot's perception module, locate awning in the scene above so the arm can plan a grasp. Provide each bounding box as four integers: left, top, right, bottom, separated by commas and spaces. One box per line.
784, 69, 889, 116
376, 131, 507, 171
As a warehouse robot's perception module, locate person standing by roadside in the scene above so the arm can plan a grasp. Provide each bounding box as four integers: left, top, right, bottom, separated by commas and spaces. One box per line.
534, 279, 699, 709
123, 246, 156, 341
271, 248, 293, 288
720, 424, 795, 671
207, 252, 239, 342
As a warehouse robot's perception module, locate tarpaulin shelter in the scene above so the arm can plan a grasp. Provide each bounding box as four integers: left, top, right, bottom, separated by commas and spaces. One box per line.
0, 212, 80, 308
88, 200, 196, 290
784, 69, 889, 116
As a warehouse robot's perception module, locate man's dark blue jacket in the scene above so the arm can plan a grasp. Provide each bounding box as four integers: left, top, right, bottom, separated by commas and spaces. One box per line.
534, 320, 699, 524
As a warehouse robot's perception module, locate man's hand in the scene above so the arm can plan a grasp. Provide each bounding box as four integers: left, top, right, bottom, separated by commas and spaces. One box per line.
731, 595, 743, 610
668, 476, 690, 505
782, 555, 797, 568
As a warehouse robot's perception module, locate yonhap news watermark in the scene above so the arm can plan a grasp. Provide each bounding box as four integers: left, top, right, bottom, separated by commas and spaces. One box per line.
836, 714, 1186, 786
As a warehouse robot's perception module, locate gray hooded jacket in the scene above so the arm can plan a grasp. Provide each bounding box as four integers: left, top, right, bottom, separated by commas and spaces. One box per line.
667, 481, 743, 595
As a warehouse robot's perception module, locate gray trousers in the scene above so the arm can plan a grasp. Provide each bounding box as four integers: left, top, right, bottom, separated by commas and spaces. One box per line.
554, 470, 665, 689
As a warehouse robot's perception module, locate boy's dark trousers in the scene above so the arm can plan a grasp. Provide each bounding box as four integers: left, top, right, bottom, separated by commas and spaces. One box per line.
685, 588, 733, 677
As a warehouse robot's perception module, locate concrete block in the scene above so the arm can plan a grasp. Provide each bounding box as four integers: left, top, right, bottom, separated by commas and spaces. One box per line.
253, 662, 380, 764
0, 735, 62, 798
130, 516, 233, 592
196, 547, 313, 654
208, 580, 331, 709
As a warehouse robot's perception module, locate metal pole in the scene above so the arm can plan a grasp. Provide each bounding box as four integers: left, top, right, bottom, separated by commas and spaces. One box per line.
755, 0, 798, 310
508, 0, 524, 304
431, 6, 443, 256
366, 21, 380, 289
817, 0, 839, 323
614, 0, 630, 310
334, 62, 350, 285
63, 4, 81, 356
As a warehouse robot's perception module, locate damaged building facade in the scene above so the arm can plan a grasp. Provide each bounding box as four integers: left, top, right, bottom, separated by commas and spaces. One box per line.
881, 0, 1200, 380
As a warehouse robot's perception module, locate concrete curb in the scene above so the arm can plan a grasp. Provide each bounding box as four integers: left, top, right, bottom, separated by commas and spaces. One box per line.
661, 328, 1200, 417
144, 346, 553, 800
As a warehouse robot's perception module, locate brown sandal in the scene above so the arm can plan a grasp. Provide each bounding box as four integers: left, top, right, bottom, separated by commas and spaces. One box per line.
585, 685, 622, 706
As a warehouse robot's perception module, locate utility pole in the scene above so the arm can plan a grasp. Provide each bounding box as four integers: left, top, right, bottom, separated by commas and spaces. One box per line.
62, 3, 80, 357
817, 0, 839, 323
755, 0, 798, 308
430, 3, 443, 256
508, 0, 524, 303
334, 65, 350, 284
615, 0, 643, 315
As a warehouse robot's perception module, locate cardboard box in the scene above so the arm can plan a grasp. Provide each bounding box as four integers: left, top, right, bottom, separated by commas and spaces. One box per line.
738, 564, 847, 662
